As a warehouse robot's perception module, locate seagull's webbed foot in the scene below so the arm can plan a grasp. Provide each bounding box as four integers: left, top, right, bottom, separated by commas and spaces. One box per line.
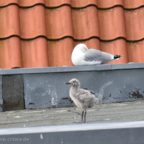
73, 111, 87, 123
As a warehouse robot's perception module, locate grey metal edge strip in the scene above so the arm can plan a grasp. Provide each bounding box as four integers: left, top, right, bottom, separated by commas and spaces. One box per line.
0, 63, 144, 75
0, 121, 144, 135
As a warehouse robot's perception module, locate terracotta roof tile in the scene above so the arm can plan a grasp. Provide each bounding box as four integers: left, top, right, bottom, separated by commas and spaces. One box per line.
0, 37, 22, 69
127, 40, 144, 63
0, 0, 18, 7
21, 38, 49, 68
100, 39, 128, 64
45, 0, 71, 7
46, 6, 73, 39
71, 0, 97, 8
72, 6, 99, 40
97, 0, 123, 9
0, 5, 20, 38
125, 8, 144, 41
124, 0, 144, 9
0, 1, 144, 69
98, 7, 126, 40
74, 39, 100, 50
19, 5, 47, 39
47, 38, 73, 67
19, 0, 45, 7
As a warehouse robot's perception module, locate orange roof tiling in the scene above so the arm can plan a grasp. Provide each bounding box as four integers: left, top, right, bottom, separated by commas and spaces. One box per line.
98, 7, 126, 40
0, 0, 144, 69
46, 6, 73, 39
72, 6, 99, 40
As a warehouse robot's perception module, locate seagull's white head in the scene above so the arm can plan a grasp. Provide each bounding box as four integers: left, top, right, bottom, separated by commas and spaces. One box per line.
73, 44, 88, 53
66, 78, 80, 87
71, 43, 89, 66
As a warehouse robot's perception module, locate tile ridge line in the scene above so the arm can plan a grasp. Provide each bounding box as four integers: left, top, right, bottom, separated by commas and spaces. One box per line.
0, 35, 144, 43
0, 3, 144, 11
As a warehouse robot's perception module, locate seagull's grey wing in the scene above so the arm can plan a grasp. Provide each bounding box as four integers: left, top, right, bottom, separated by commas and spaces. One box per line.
84, 49, 113, 64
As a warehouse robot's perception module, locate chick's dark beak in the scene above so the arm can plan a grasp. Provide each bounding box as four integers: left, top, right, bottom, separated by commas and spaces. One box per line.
66, 82, 70, 85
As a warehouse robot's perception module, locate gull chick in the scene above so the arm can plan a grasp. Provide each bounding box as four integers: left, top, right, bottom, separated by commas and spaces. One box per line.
72, 44, 122, 66
66, 78, 98, 123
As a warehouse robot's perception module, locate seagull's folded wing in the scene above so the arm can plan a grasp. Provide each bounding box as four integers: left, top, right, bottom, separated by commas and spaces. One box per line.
84, 49, 113, 64
76, 89, 96, 106
84, 49, 102, 62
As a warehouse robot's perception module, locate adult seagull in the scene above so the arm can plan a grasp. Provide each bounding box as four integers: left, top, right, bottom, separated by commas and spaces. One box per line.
71, 44, 122, 66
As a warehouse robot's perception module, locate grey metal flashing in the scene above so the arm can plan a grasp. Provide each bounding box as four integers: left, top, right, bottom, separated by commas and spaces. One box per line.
0, 63, 143, 75
0, 121, 144, 144
0, 121, 143, 135
0, 76, 3, 112
23, 67, 144, 109
0, 66, 97, 75
96, 64, 112, 71
112, 63, 144, 70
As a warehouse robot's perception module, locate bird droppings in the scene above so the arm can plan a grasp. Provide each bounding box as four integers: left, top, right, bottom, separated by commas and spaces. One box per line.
61, 138, 64, 144
56, 110, 67, 113
40, 134, 43, 139
15, 116, 21, 118
106, 119, 110, 121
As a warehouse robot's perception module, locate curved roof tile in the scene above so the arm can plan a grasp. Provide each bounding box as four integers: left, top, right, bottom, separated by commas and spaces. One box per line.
46, 6, 73, 39
45, 0, 71, 8
101, 39, 128, 64
97, 0, 123, 9
71, 0, 97, 8
48, 38, 73, 67
21, 38, 49, 68
74, 38, 100, 50
127, 40, 144, 63
0, 0, 18, 7
0, 1, 144, 69
125, 8, 144, 41
0, 5, 20, 38
72, 6, 99, 40
18, 0, 44, 7
124, 0, 144, 9
98, 7, 126, 40
19, 5, 47, 39
0, 37, 22, 69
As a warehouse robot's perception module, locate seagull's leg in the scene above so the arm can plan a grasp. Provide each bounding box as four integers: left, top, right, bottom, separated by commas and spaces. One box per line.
73, 111, 85, 123
84, 111, 87, 123
81, 111, 84, 121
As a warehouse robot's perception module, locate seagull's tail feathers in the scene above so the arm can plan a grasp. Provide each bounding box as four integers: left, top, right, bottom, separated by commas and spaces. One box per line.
114, 55, 122, 60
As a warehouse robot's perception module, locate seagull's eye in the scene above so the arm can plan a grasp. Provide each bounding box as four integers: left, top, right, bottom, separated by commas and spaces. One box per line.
73, 80, 77, 84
